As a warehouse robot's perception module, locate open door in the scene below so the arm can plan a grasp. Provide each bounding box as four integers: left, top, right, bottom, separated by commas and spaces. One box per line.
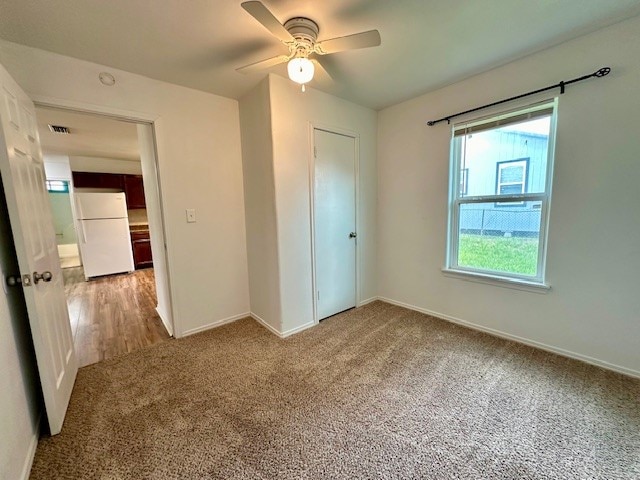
0, 63, 77, 434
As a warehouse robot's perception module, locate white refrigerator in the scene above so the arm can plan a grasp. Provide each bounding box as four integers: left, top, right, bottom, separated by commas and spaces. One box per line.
75, 192, 135, 279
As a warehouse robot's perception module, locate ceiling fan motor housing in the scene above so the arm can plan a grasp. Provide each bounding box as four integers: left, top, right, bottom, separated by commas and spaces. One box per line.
284, 17, 319, 52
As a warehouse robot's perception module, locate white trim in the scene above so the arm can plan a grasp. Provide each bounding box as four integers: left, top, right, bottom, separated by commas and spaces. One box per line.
250, 312, 315, 338
306, 123, 318, 325
378, 297, 640, 379
281, 320, 315, 338
155, 306, 173, 337
250, 312, 281, 337
19, 417, 40, 480
30, 95, 159, 123
452, 97, 558, 131
442, 268, 550, 293
358, 296, 378, 306
180, 312, 249, 337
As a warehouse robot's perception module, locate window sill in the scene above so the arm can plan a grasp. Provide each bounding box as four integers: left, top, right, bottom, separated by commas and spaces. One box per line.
441, 268, 551, 294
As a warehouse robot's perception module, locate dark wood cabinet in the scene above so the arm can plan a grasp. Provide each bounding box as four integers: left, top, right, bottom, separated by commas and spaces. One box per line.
72, 171, 123, 190
123, 175, 146, 208
72, 171, 146, 209
131, 230, 153, 269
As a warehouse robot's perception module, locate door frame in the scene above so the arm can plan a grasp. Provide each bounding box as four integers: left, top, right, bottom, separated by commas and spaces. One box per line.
31, 95, 176, 336
308, 123, 361, 325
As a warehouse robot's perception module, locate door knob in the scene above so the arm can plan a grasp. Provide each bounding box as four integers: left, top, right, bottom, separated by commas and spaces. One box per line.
33, 271, 53, 284
349, 232, 357, 238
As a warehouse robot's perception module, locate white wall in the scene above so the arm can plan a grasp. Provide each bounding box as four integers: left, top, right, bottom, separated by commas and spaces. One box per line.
43, 154, 72, 179
377, 16, 640, 375
69, 155, 142, 175
238, 77, 282, 332
0, 40, 250, 336
269, 74, 378, 333
0, 181, 40, 480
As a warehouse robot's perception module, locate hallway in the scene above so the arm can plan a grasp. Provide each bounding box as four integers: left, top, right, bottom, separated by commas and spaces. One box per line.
63, 268, 170, 367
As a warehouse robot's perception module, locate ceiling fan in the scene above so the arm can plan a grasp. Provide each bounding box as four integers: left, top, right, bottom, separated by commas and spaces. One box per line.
237, 1, 381, 91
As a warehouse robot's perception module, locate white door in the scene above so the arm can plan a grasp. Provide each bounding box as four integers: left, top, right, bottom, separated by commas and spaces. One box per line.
0, 63, 77, 434
313, 129, 357, 320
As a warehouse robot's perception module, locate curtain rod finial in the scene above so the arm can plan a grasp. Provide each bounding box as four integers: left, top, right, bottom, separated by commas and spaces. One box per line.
595, 67, 611, 77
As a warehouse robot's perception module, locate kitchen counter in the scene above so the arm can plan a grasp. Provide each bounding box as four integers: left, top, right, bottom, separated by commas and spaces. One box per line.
129, 223, 149, 232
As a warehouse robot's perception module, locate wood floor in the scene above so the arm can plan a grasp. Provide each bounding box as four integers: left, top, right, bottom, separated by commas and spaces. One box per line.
63, 267, 170, 367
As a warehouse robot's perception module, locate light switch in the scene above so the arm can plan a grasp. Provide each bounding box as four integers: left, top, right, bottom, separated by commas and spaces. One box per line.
186, 208, 196, 223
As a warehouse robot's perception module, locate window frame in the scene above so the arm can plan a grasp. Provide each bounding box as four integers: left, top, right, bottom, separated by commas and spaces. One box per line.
459, 167, 469, 197
445, 100, 558, 287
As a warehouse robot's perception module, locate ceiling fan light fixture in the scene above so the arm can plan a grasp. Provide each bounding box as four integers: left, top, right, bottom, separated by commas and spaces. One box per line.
287, 57, 314, 86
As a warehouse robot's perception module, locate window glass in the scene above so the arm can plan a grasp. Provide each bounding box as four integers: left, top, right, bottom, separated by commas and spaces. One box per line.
46, 180, 69, 193
457, 201, 542, 276
454, 116, 550, 198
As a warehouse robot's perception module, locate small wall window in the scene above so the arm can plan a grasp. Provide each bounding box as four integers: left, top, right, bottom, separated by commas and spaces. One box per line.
46, 180, 69, 193
495, 159, 528, 206
446, 101, 557, 284
497, 158, 527, 194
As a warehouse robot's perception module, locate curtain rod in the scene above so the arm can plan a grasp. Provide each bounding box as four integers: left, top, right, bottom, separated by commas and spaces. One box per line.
426, 67, 611, 127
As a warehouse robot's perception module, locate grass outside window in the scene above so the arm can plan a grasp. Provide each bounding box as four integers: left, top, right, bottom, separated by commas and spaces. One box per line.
457, 233, 538, 276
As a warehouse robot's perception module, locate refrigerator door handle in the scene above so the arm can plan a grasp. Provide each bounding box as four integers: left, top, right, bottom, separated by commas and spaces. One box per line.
76, 196, 84, 220
79, 221, 87, 244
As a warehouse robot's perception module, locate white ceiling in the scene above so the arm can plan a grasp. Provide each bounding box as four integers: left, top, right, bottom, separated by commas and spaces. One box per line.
35, 107, 139, 161
2, 1, 639, 110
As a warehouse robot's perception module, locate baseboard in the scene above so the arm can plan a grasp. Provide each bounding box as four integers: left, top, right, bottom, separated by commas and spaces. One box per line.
250, 312, 282, 337
358, 296, 379, 307
281, 320, 315, 338
20, 415, 40, 480
378, 296, 640, 379
180, 311, 250, 337
155, 306, 173, 337
250, 312, 315, 339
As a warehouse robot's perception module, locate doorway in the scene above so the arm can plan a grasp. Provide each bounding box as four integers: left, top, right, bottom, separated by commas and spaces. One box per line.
312, 127, 358, 321
35, 106, 174, 367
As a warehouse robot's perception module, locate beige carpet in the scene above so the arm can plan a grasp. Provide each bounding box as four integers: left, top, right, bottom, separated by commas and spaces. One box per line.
31, 301, 639, 479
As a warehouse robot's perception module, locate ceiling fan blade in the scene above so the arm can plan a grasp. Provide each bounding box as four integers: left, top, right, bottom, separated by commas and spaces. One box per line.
311, 58, 332, 83
236, 55, 289, 74
241, 1, 294, 43
315, 30, 381, 55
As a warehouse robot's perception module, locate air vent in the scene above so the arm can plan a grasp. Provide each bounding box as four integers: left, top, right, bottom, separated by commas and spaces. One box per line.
48, 125, 70, 134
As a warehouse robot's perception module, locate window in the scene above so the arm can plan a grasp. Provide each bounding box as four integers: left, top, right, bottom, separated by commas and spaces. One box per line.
497, 158, 527, 193
46, 180, 69, 193
446, 101, 556, 284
